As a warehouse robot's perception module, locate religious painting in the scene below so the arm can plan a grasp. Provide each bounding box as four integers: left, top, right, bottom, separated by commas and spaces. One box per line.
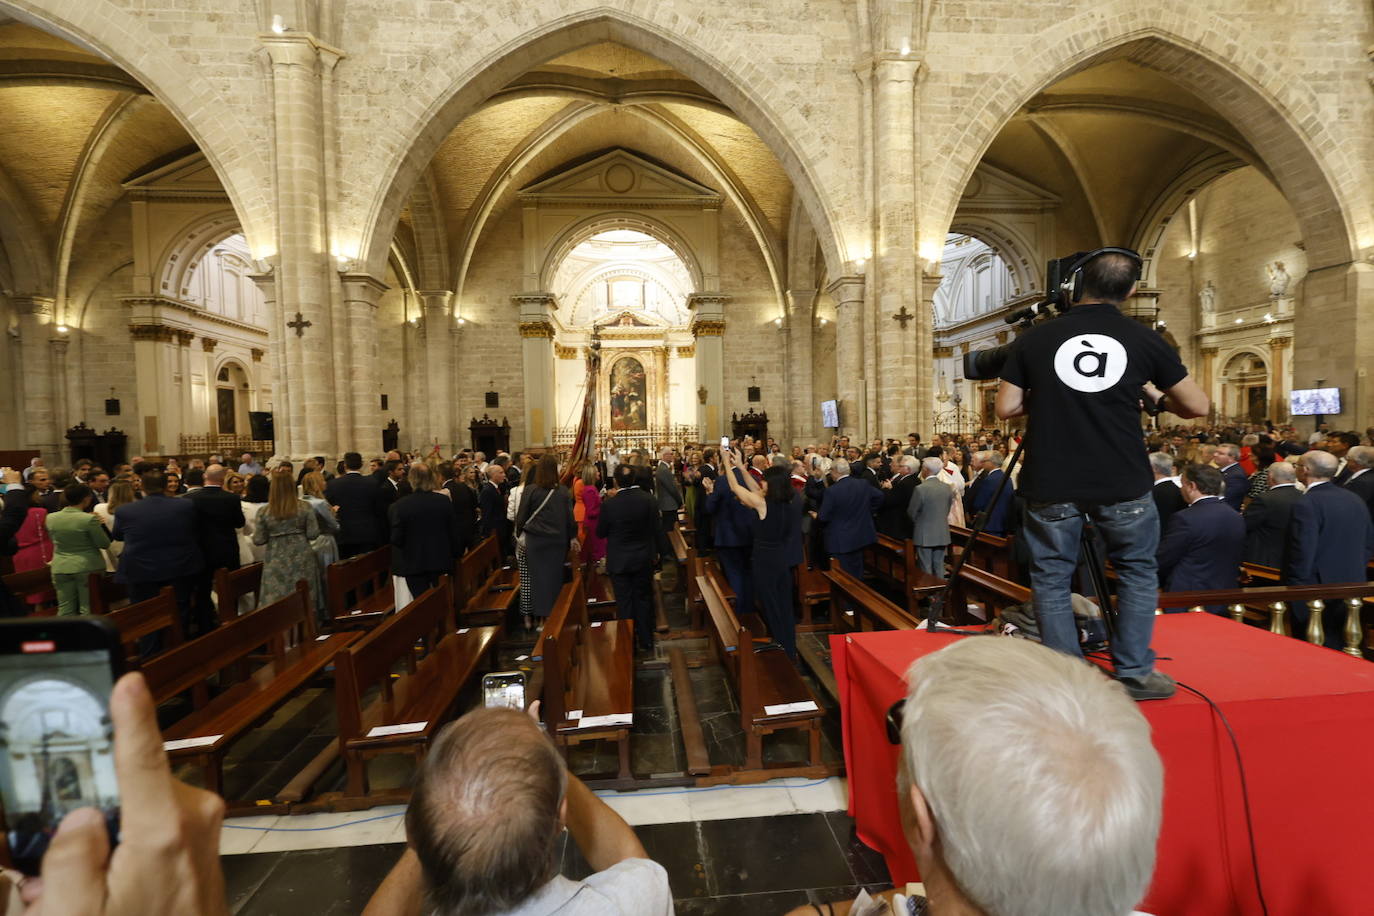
609, 357, 648, 430
216, 388, 237, 434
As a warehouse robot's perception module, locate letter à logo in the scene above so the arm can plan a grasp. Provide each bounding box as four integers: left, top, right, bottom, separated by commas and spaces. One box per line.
1053, 334, 1127, 393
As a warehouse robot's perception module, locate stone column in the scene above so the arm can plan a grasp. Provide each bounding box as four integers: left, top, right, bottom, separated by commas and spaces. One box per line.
260, 34, 336, 459
173, 329, 196, 451
689, 294, 728, 439
50, 335, 70, 455
826, 276, 867, 441
418, 290, 455, 452
1267, 336, 1290, 423
201, 337, 220, 434
785, 289, 817, 445
514, 293, 557, 449
1199, 346, 1219, 423
13, 297, 59, 458
340, 273, 388, 454
128, 322, 177, 455
917, 268, 943, 437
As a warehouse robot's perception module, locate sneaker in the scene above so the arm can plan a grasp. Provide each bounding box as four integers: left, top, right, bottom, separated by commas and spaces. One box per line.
1117, 670, 1177, 701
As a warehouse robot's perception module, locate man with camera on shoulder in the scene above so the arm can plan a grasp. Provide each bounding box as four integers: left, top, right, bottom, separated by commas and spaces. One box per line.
994, 249, 1209, 701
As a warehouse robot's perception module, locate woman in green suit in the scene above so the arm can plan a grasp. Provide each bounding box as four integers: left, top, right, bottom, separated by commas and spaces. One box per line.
45, 483, 111, 615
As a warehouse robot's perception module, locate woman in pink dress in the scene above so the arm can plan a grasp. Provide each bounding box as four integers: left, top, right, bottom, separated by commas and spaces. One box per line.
578, 464, 607, 566
13, 486, 54, 607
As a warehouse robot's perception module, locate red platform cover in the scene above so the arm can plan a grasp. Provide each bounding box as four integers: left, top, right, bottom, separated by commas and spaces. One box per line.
833, 614, 1374, 916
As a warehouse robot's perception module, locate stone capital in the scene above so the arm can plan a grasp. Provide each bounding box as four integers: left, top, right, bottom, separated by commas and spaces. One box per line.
174, 329, 196, 346
250, 348, 265, 362
201, 336, 219, 352
129, 323, 177, 343
339, 273, 389, 308
248, 272, 278, 303
1200, 346, 1220, 357
825, 275, 866, 307
691, 318, 726, 337
1268, 336, 1292, 351
418, 289, 454, 316
12, 295, 54, 319
518, 320, 554, 339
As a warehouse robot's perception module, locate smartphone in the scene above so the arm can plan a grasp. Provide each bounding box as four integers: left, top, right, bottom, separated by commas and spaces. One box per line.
0, 617, 124, 875
481, 671, 527, 711
720, 436, 730, 450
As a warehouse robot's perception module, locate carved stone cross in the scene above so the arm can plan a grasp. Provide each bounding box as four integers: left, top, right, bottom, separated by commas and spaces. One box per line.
287, 311, 313, 337
892, 306, 914, 329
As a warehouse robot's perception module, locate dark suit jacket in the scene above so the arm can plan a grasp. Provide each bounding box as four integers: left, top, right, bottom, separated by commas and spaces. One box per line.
325, 472, 382, 548
477, 481, 506, 540
1156, 497, 1244, 592
444, 480, 479, 553
1342, 470, 1374, 520
184, 485, 245, 570
1289, 482, 1374, 585
654, 461, 683, 512
706, 469, 754, 548
1152, 479, 1186, 535
596, 486, 660, 575
876, 472, 920, 539
1219, 463, 1248, 510
390, 491, 460, 576
1242, 484, 1302, 572
854, 465, 880, 489
112, 492, 203, 584
816, 475, 883, 554
969, 468, 1013, 535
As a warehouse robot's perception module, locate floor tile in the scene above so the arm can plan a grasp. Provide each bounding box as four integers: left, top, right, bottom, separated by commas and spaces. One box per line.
221, 851, 281, 914
787, 776, 848, 814
597, 786, 694, 826
673, 889, 810, 914
235, 844, 407, 916
824, 811, 892, 886
701, 813, 853, 895
635, 820, 713, 900
219, 814, 281, 855
244, 806, 407, 853
686, 782, 799, 821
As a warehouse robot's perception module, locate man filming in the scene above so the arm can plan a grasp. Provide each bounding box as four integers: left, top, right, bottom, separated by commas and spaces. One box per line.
995, 249, 1209, 700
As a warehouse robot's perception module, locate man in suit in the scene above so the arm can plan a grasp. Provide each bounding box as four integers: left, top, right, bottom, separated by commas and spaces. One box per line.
113, 469, 203, 640
598, 464, 661, 652
876, 456, 921, 539
478, 463, 508, 548
184, 464, 245, 633
853, 453, 881, 488
1213, 444, 1247, 510
1328, 432, 1360, 484
967, 451, 1013, 535
1149, 452, 1185, 534
390, 464, 462, 598
816, 459, 884, 578
439, 460, 478, 558
326, 452, 383, 558
376, 458, 408, 535
706, 463, 754, 614
695, 448, 719, 552
654, 447, 683, 534
1155, 464, 1244, 609
1339, 445, 1374, 520
1289, 449, 1374, 648
908, 457, 954, 577
1242, 461, 1302, 572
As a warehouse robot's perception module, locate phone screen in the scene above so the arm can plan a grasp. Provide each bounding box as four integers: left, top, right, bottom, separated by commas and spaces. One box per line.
0, 620, 122, 874
482, 672, 526, 711
720, 436, 730, 450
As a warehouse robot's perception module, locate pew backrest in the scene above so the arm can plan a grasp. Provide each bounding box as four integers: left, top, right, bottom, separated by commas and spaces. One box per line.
826, 568, 920, 630
105, 586, 182, 662
326, 547, 393, 624
214, 563, 262, 623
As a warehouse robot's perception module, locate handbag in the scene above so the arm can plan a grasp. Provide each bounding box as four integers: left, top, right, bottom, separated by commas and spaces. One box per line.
514, 488, 557, 554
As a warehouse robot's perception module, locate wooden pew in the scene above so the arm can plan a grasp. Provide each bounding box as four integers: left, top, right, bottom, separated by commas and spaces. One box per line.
949, 525, 1018, 581
141, 582, 360, 799
538, 572, 636, 782
794, 561, 831, 631
214, 563, 262, 623
863, 534, 949, 619
946, 563, 1030, 626
86, 571, 128, 615
826, 568, 920, 631
105, 586, 183, 665
666, 527, 689, 592
698, 565, 825, 776
325, 547, 394, 628
2, 567, 55, 614
331, 578, 500, 800
457, 534, 520, 619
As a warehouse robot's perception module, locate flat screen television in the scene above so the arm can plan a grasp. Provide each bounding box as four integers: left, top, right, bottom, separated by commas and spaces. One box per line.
1290, 387, 1341, 416
820, 399, 839, 429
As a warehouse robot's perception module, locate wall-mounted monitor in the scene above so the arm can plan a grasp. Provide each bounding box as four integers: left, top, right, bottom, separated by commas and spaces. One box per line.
1290, 387, 1340, 416
820, 399, 839, 429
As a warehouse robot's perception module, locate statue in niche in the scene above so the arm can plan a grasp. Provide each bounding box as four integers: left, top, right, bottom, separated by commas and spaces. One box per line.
1267, 261, 1291, 299
1198, 280, 1217, 325
608, 357, 647, 431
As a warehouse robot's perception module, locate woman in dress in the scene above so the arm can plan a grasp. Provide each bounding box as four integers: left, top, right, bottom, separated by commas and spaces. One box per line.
13, 477, 55, 607
252, 468, 321, 612
513, 455, 578, 624
239, 474, 270, 564
300, 471, 339, 618
578, 463, 606, 569
92, 477, 136, 572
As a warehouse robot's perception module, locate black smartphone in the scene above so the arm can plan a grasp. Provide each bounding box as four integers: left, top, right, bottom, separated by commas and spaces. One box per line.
0, 617, 124, 875
481, 671, 526, 711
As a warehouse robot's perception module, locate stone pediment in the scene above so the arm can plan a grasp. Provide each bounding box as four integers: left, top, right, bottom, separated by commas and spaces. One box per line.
519, 149, 721, 207
958, 163, 1060, 212
594, 309, 665, 329
123, 150, 226, 199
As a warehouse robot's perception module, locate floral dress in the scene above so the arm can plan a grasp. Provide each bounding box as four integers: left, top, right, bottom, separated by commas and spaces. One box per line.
252, 502, 322, 612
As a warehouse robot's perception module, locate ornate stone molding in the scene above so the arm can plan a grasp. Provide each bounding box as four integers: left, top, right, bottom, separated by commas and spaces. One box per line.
1268, 336, 1291, 350
129, 323, 178, 343
691, 319, 725, 337
201, 336, 218, 352
12, 296, 54, 318
825, 275, 866, 306
1200, 346, 1220, 357
174, 329, 196, 346
511, 292, 559, 310
933, 345, 954, 358
119, 294, 268, 337
686, 293, 730, 310
554, 343, 580, 359
339, 273, 389, 308
675, 345, 696, 359
250, 348, 264, 362
518, 320, 555, 339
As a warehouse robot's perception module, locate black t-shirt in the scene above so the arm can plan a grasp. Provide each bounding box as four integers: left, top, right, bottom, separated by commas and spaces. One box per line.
1000, 303, 1187, 504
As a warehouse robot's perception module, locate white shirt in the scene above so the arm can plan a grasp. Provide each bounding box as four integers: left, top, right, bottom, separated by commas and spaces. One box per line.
1349, 467, 1370, 482
494, 858, 671, 916
1161, 475, 1181, 488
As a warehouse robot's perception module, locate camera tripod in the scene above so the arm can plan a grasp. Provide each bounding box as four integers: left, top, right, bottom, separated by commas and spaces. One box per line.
933, 436, 1120, 644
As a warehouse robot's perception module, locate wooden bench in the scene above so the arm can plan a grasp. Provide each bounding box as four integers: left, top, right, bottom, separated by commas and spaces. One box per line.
667, 527, 689, 592
87, 571, 128, 615
332, 577, 500, 799
214, 563, 263, 623
457, 534, 520, 619
2, 567, 55, 614
864, 534, 950, 619
538, 572, 636, 782
946, 563, 1031, 626
105, 586, 183, 665
141, 581, 360, 798
698, 564, 824, 775
826, 568, 920, 631
949, 525, 1018, 581
325, 547, 394, 628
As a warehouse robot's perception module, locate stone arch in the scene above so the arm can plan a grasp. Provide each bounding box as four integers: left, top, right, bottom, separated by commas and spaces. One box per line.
155, 210, 245, 303
925, 7, 1365, 272
0, 1, 271, 253
947, 218, 1040, 296
540, 212, 705, 294
352, 9, 849, 282
1130, 151, 1247, 288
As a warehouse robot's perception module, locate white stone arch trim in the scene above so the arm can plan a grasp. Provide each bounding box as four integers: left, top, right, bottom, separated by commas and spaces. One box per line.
155, 210, 244, 304
213, 355, 253, 389
561, 261, 693, 328
947, 219, 1040, 297
351, 8, 850, 283
922, 8, 1366, 272
1219, 347, 1268, 378
540, 212, 705, 295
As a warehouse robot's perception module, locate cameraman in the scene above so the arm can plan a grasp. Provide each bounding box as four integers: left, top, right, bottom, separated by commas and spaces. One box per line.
995, 250, 1208, 701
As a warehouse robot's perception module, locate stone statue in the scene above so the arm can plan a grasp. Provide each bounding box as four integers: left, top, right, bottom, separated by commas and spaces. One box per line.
1198, 280, 1216, 324
1267, 261, 1291, 299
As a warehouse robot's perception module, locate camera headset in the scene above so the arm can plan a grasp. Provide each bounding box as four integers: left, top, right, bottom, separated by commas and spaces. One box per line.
1048, 246, 1143, 309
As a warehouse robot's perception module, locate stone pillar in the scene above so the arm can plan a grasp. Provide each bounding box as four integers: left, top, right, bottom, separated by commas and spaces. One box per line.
249, 270, 289, 455
13, 297, 59, 458
340, 274, 388, 454
1268, 336, 1290, 423
50, 335, 70, 455
871, 57, 923, 441
1199, 346, 1219, 423
785, 289, 817, 445
418, 290, 455, 452
260, 34, 336, 458
514, 293, 557, 449
128, 323, 178, 455
826, 276, 867, 441
689, 294, 728, 439
201, 337, 219, 434
917, 268, 943, 438
174, 329, 196, 451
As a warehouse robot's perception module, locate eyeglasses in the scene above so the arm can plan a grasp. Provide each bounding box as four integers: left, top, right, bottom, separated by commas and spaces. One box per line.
885, 698, 906, 745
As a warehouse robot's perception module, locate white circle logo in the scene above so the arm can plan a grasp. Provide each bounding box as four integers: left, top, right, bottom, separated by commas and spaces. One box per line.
1053, 334, 1127, 393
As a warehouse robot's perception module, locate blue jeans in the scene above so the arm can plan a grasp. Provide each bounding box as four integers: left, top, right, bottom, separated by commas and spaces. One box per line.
1021, 493, 1159, 678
